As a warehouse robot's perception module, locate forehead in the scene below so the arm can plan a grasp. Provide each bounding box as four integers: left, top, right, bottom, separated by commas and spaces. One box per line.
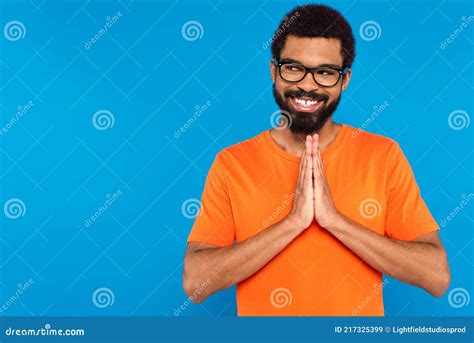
280, 35, 343, 67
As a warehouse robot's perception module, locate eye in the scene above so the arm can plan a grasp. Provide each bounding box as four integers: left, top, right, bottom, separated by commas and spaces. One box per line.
282, 64, 304, 72
316, 68, 338, 76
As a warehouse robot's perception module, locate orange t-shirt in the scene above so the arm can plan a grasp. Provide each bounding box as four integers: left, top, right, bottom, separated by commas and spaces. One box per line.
187, 124, 439, 316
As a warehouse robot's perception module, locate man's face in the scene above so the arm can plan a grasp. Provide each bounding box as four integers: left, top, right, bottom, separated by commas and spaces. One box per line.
271, 36, 352, 134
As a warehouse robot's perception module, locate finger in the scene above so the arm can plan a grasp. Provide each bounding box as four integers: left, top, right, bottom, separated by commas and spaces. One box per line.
298, 149, 307, 191
298, 146, 306, 186
300, 136, 311, 184
312, 134, 318, 172
317, 150, 330, 193
306, 136, 313, 158
312, 134, 323, 173
298, 136, 309, 181
313, 137, 324, 183
304, 147, 313, 191
305, 148, 313, 184
317, 146, 324, 176
297, 138, 308, 188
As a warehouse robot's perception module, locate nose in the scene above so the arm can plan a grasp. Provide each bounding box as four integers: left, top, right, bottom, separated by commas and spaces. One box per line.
297, 71, 319, 93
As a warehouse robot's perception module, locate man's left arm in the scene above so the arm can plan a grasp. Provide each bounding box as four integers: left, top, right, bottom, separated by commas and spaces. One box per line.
325, 214, 450, 297
311, 134, 450, 297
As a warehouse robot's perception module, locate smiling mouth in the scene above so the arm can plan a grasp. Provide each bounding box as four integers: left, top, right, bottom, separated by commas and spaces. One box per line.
289, 96, 323, 112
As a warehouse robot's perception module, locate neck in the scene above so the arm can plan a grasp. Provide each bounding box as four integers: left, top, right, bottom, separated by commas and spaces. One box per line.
270, 119, 342, 157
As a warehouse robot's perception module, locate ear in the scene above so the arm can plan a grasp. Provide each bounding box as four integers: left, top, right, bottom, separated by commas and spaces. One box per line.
270, 59, 277, 83
341, 68, 352, 92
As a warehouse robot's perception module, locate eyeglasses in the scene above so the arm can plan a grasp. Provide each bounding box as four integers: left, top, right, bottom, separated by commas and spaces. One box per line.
274, 58, 347, 87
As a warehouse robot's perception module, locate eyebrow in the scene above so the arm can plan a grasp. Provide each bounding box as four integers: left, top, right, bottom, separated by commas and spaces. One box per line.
279, 58, 343, 70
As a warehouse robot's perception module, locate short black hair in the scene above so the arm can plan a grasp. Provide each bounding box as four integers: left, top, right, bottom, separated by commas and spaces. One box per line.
271, 4, 356, 69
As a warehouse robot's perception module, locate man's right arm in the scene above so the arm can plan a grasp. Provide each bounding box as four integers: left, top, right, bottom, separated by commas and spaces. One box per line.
182, 135, 316, 303
183, 216, 303, 303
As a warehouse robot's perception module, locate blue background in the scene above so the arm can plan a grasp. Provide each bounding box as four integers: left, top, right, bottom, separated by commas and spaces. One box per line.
0, 0, 472, 317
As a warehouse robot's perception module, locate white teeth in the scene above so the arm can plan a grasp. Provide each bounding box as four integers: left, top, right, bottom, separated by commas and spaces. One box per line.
295, 98, 318, 106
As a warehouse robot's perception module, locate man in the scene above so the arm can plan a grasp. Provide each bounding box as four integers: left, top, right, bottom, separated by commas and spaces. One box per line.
183, 4, 450, 316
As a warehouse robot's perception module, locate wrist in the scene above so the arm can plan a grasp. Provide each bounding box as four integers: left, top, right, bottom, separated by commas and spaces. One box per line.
283, 214, 308, 234
321, 210, 345, 232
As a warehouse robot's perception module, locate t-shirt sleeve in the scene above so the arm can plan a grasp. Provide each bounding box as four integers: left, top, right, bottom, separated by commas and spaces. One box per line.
187, 153, 235, 247
384, 142, 439, 241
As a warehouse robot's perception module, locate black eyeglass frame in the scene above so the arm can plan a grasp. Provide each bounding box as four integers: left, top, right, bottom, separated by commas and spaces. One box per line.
274, 58, 348, 87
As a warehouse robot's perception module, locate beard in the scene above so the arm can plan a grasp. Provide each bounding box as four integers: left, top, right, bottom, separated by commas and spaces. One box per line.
272, 85, 341, 135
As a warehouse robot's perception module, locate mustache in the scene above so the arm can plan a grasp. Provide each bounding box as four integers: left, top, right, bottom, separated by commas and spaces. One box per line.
284, 90, 329, 102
